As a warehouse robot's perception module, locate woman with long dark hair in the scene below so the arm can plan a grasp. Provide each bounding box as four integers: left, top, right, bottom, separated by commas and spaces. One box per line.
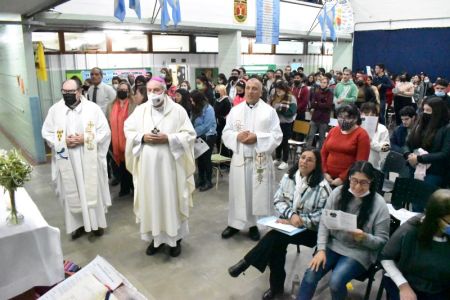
133, 85, 148, 105
381, 189, 450, 300
297, 161, 390, 300
174, 88, 192, 117
196, 75, 215, 106
270, 80, 297, 170
405, 97, 450, 188
190, 90, 217, 191
228, 148, 332, 300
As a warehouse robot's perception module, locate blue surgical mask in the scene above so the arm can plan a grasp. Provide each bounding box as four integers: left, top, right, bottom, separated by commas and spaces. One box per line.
435, 91, 446, 97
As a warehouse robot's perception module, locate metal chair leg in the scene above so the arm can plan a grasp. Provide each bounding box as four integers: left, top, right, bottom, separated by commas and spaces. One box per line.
296, 244, 300, 253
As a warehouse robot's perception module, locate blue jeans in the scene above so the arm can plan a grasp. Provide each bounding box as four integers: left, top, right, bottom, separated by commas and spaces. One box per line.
297, 248, 367, 300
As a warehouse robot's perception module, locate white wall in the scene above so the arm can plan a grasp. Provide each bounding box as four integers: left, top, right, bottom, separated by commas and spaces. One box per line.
0, 22, 46, 162
332, 41, 353, 71
351, 0, 450, 31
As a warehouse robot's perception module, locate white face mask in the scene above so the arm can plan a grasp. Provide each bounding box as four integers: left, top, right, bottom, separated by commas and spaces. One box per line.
348, 188, 370, 198
113, 84, 119, 90
160, 73, 166, 79
149, 92, 164, 107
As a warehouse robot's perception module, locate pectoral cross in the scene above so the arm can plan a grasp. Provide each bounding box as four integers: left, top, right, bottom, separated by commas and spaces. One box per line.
256, 153, 265, 165
152, 127, 160, 134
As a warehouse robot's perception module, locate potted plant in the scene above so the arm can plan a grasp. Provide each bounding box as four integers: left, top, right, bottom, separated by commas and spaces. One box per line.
0, 149, 33, 225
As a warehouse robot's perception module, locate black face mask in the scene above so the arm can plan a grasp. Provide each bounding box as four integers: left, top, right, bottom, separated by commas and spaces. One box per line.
230, 76, 238, 82
275, 75, 282, 79
357, 80, 365, 87
214, 92, 221, 99
294, 80, 301, 86
117, 90, 128, 100
63, 93, 78, 108
422, 112, 431, 126
237, 92, 245, 97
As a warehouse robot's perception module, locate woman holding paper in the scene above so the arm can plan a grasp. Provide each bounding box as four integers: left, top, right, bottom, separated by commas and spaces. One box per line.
380, 189, 450, 300
227, 148, 332, 300
190, 90, 217, 191
297, 161, 390, 300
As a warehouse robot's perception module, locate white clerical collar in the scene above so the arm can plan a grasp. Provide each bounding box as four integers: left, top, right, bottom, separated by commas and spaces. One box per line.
246, 99, 260, 109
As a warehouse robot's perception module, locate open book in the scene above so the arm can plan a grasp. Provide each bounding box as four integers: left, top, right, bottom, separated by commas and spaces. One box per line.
257, 216, 306, 236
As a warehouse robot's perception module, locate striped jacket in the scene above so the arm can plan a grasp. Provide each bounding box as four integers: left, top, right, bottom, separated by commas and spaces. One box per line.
274, 171, 332, 231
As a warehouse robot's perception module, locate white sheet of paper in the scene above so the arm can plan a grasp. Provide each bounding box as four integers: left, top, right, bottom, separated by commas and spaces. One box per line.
322, 209, 357, 231
361, 116, 378, 139
257, 216, 306, 236
366, 66, 372, 77
387, 204, 420, 225
41, 256, 124, 300
328, 118, 338, 127
58, 274, 112, 300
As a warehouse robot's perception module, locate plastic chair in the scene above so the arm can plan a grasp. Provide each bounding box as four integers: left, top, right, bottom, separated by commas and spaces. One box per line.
288, 120, 310, 161
390, 177, 438, 212
381, 151, 409, 193
211, 142, 231, 190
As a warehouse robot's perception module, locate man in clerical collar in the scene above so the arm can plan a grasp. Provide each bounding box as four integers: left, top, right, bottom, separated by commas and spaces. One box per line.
124, 77, 196, 258
221, 79, 283, 241
42, 79, 112, 240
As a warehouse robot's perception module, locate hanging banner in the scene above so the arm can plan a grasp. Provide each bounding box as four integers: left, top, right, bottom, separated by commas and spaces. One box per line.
234, 0, 247, 23
35, 42, 48, 81
256, 0, 280, 45
333, 0, 354, 34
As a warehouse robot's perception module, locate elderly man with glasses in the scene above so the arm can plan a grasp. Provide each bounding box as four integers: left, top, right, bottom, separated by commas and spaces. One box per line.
42, 79, 112, 240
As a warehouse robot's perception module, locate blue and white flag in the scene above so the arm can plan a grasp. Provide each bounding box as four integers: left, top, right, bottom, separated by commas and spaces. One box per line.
129, 0, 141, 19
159, 0, 171, 29
319, 2, 337, 41
256, 0, 280, 45
114, 0, 126, 22
326, 3, 336, 41
167, 0, 181, 26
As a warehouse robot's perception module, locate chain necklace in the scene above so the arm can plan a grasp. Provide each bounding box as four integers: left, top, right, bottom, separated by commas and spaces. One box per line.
149, 104, 166, 134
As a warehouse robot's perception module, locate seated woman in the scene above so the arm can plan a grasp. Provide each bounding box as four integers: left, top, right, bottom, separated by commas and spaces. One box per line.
297, 161, 390, 300
380, 189, 450, 300
227, 148, 332, 300
321, 104, 370, 187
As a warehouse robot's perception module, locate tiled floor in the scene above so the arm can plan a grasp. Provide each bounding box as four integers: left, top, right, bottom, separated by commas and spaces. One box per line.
5, 130, 384, 299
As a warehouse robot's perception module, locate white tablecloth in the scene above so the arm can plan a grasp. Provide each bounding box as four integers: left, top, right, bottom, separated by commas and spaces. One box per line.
0, 188, 64, 299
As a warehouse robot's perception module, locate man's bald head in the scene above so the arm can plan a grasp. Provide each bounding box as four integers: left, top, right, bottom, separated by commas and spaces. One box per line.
62, 79, 79, 91
245, 78, 262, 104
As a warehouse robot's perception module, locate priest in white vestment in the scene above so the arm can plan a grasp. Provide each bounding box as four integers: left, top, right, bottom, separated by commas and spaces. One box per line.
124, 77, 196, 257
222, 78, 283, 241
42, 79, 112, 239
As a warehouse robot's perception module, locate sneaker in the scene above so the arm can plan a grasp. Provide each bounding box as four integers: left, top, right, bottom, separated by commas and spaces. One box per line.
278, 162, 288, 170
273, 159, 280, 165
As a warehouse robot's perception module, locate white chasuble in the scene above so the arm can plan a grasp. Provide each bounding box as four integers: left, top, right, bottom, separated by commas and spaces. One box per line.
222, 100, 282, 230
42, 98, 111, 234
124, 97, 196, 247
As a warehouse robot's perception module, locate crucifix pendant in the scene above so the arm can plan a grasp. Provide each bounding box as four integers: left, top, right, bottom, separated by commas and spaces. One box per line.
152, 127, 160, 134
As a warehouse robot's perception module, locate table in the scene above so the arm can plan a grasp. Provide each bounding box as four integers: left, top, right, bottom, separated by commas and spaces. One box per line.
0, 188, 64, 299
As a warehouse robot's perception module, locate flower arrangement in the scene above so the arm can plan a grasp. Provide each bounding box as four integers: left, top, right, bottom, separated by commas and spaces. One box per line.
0, 149, 33, 225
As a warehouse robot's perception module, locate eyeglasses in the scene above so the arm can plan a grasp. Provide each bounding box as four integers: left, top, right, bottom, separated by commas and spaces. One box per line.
61, 89, 77, 95
349, 177, 371, 187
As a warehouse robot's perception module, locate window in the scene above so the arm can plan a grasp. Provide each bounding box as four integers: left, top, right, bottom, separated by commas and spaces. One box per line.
241, 37, 249, 53
64, 32, 107, 52
152, 35, 189, 52
196, 36, 218, 53
31, 32, 60, 52
252, 41, 272, 54
307, 41, 322, 54
109, 31, 148, 52
307, 42, 333, 55
276, 40, 304, 54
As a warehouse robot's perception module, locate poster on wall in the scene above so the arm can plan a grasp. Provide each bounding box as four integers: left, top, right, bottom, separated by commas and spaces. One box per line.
234, 0, 247, 23
332, 0, 354, 34
65, 68, 152, 84
168, 64, 188, 87
195, 68, 219, 84
256, 0, 280, 45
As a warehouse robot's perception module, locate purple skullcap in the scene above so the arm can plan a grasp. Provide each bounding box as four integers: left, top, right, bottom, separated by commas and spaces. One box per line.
150, 76, 165, 84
